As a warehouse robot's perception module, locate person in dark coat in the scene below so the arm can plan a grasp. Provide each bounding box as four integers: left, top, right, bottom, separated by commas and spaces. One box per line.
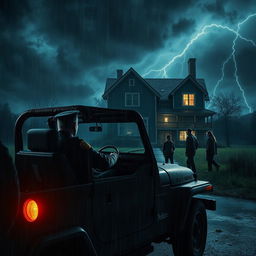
163, 135, 175, 164
206, 131, 220, 171
186, 129, 199, 178
55, 111, 118, 181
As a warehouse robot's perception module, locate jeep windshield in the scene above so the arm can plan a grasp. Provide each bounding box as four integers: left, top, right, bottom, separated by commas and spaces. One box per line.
78, 122, 145, 154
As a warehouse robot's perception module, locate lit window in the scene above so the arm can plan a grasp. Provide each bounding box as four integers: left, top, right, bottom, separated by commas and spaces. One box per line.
164, 117, 168, 123
179, 131, 187, 141
179, 130, 196, 141
129, 79, 135, 86
183, 94, 195, 106
125, 93, 140, 107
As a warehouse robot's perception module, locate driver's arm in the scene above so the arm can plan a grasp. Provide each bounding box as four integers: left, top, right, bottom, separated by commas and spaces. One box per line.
80, 140, 118, 171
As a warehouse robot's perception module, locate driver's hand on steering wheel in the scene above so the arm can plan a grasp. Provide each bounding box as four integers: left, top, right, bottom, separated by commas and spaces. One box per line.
109, 152, 118, 165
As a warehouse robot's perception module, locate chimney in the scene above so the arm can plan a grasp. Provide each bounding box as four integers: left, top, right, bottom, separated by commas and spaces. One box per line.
188, 58, 196, 78
116, 69, 123, 79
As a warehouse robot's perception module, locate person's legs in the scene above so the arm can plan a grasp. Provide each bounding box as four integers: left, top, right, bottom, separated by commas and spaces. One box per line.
207, 155, 213, 171
190, 156, 196, 172
208, 160, 212, 171
212, 158, 220, 170
187, 155, 197, 180
165, 155, 168, 163
170, 153, 174, 164
186, 157, 191, 168
187, 155, 195, 171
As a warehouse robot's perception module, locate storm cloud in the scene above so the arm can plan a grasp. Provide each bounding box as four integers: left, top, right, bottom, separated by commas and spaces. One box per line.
0, 0, 256, 113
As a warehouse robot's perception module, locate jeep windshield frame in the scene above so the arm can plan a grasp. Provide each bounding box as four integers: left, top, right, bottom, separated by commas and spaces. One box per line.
15, 105, 157, 167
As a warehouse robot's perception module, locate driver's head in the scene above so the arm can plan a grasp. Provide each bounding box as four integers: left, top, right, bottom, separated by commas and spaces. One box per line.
55, 111, 79, 137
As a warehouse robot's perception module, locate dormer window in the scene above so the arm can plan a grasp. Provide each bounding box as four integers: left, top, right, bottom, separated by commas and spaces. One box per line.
183, 94, 195, 106
129, 79, 135, 86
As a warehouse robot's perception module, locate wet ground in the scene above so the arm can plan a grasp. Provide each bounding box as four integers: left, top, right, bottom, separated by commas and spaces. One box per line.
149, 195, 256, 256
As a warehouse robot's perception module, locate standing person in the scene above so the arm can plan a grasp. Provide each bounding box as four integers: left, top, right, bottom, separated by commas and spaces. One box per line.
206, 131, 220, 171
186, 129, 199, 179
163, 135, 175, 164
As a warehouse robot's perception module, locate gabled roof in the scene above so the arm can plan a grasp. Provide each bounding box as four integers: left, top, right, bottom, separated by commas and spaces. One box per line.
102, 68, 161, 99
103, 69, 209, 101
168, 75, 209, 99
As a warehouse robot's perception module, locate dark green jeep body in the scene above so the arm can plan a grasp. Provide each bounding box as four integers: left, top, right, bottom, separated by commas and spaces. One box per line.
2, 105, 215, 256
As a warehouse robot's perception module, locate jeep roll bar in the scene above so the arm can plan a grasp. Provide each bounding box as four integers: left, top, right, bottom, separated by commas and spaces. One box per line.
15, 105, 157, 169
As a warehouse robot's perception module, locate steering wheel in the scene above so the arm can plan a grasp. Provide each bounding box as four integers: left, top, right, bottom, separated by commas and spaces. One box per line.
98, 145, 119, 156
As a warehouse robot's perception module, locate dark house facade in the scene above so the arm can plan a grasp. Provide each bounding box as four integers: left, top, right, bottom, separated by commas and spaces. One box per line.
102, 58, 215, 146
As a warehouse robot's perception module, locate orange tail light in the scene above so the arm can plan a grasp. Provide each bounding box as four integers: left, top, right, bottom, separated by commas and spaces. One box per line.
204, 185, 213, 191
23, 199, 39, 222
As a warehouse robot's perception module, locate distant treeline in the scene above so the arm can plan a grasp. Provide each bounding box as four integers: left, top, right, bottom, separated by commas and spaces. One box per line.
213, 113, 256, 146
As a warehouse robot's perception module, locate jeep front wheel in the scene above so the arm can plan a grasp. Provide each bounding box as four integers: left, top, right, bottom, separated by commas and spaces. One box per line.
172, 201, 207, 256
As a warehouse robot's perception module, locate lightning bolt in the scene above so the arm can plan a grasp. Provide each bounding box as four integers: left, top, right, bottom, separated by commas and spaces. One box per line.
143, 14, 256, 113
213, 14, 256, 113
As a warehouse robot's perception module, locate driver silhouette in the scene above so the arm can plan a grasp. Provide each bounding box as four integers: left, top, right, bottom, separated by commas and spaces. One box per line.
55, 111, 118, 181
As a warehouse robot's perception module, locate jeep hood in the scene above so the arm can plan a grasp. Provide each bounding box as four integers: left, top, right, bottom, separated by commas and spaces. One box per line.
158, 163, 195, 186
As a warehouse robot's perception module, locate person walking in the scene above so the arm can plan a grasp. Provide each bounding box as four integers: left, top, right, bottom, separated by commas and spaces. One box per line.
186, 129, 199, 179
163, 135, 175, 164
206, 131, 220, 171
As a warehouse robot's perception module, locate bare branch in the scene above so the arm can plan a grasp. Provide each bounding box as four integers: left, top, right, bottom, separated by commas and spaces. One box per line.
211, 93, 242, 117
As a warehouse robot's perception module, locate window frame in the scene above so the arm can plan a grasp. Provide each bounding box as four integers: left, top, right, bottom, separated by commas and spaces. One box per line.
125, 92, 140, 107
182, 93, 195, 106
129, 79, 135, 86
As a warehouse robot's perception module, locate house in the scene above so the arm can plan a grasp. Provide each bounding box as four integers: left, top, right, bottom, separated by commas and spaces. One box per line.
102, 58, 215, 146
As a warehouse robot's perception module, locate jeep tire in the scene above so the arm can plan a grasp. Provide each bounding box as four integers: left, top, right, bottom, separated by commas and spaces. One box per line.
172, 200, 207, 256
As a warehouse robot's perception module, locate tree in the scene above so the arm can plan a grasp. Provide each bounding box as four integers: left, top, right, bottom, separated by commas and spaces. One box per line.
211, 93, 242, 147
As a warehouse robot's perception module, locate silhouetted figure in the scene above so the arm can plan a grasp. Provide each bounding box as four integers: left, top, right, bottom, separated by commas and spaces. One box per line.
206, 131, 220, 171
163, 135, 175, 164
55, 111, 118, 181
186, 129, 198, 179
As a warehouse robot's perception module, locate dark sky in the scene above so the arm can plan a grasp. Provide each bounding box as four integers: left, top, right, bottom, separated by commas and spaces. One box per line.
1, 0, 256, 113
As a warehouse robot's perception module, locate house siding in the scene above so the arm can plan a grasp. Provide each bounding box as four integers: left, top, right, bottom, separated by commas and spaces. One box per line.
107, 73, 157, 143
104, 67, 214, 148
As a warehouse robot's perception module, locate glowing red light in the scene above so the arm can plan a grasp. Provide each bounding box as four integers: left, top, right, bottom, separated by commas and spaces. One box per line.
23, 199, 39, 222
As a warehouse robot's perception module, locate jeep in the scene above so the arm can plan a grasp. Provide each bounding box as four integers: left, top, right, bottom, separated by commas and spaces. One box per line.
2, 105, 216, 256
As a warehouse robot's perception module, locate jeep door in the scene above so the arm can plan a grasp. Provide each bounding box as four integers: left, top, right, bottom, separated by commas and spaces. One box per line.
90, 122, 155, 245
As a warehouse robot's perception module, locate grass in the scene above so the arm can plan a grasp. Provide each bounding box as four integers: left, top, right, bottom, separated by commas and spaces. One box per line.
7, 144, 256, 200
174, 147, 256, 200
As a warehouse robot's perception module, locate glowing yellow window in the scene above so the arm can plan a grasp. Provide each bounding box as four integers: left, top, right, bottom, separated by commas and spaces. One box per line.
179, 131, 187, 141
164, 117, 168, 122
179, 130, 196, 141
183, 94, 195, 106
